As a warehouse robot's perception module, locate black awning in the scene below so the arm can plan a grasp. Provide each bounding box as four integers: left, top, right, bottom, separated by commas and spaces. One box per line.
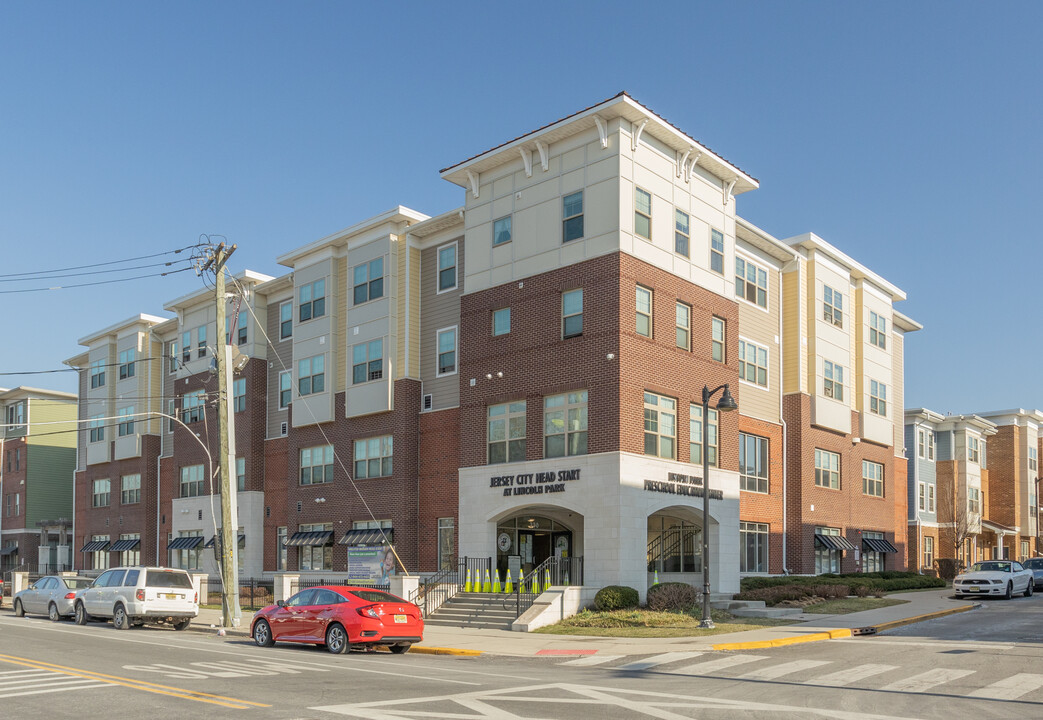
338, 529, 393, 546
80, 540, 110, 553
863, 538, 899, 553
284, 530, 333, 547
0, 545, 18, 556
168, 536, 204, 550
204, 534, 246, 549
815, 533, 856, 551
109, 538, 141, 553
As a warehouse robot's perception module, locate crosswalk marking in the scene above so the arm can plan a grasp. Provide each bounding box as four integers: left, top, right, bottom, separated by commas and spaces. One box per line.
672, 654, 769, 675
805, 664, 896, 687
615, 652, 704, 672
738, 659, 832, 680
882, 668, 976, 693
560, 654, 626, 667
0, 681, 111, 699
968, 673, 1043, 700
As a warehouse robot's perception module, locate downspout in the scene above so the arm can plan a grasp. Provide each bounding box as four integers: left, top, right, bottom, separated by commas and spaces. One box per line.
778, 264, 788, 573
0, 435, 6, 569
913, 422, 921, 574
148, 328, 162, 567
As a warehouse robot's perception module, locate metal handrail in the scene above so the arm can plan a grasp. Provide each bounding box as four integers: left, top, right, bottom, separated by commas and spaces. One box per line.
505, 556, 583, 618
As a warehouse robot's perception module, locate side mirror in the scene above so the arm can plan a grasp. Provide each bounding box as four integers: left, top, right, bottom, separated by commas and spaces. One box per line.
276, 599, 286, 607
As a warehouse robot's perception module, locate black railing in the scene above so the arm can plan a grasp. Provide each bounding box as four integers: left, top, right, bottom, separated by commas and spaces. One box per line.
410, 558, 465, 616
288, 578, 390, 595
506, 556, 584, 618
205, 577, 276, 611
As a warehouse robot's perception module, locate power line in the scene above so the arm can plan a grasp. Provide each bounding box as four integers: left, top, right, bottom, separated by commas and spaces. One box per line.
0, 265, 195, 295
0, 260, 189, 284
0, 245, 201, 279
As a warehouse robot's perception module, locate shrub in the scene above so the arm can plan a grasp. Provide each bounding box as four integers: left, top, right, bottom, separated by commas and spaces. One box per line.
853, 584, 870, 597
740, 572, 944, 594
934, 558, 962, 581
646, 582, 698, 611
594, 585, 639, 611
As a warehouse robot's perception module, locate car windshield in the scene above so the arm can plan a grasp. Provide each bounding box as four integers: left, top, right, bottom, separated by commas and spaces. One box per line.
145, 570, 193, 589
1025, 559, 1043, 569
348, 590, 403, 604
971, 561, 1011, 573
62, 578, 94, 589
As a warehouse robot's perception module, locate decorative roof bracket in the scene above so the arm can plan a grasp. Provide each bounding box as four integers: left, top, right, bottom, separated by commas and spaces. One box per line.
676, 148, 691, 179
631, 118, 648, 151
686, 152, 701, 183
593, 114, 608, 149
723, 178, 737, 207
466, 170, 480, 199
535, 141, 549, 171
520, 148, 532, 178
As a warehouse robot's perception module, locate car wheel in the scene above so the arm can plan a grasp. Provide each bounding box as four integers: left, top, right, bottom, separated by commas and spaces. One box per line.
1026, 581, 1034, 598
113, 603, 130, 630
253, 619, 275, 647
172, 618, 191, 631
325, 623, 349, 654
1005, 582, 1013, 600
74, 602, 89, 625
49, 603, 62, 622
389, 644, 410, 654
13, 599, 24, 617
954, 594, 963, 599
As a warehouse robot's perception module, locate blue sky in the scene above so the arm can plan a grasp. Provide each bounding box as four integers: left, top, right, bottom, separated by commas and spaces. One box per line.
1, 2, 1040, 413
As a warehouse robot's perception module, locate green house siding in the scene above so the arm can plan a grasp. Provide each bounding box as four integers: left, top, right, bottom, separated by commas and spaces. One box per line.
26, 400, 78, 449
26, 445, 76, 527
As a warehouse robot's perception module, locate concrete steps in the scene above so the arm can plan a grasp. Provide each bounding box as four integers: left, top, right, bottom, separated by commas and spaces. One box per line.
425, 591, 518, 630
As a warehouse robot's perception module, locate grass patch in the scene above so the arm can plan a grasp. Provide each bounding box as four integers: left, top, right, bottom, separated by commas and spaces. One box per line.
532, 608, 794, 637
805, 596, 907, 614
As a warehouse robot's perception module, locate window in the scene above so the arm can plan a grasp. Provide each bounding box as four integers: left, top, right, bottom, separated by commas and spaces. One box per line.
562, 289, 583, 338
740, 522, 769, 573
233, 378, 246, 412
492, 308, 511, 336
298, 355, 325, 396
823, 285, 844, 328
298, 279, 326, 322
280, 301, 293, 339
968, 487, 981, 514
353, 258, 384, 304
438, 518, 455, 571
89, 416, 105, 443
299, 522, 333, 571
644, 392, 676, 459
676, 303, 691, 350
636, 286, 652, 337
544, 391, 587, 458
968, 436, 981, 463
300, 445, 334, 485
488, 402, 526, 464
172, 530, 202, 570
5, 401, 24, 431
709, 317, 725, 362
197, 325, 207, 358
167, 400, 176, 432
436, 328, 457, 376
118, 349, 136, 379
710, 229, 724, 274
739, 433, 769, 493
236, 457, 245, 491
92, 479, 110, 507
352, 339, 383, 384
277, 527, 287, 571
815, 449, 840, 489
815, 526, 842, 574
918, 482, 928, 512
563, 191, 584, 242
182, 331, 192, 364
437, 244, 457, 292
869, 311, 887, 349
823, 360, 844, 401
863, 460, 884, 497
863, 530, 885, 573
234, 316, 248, 345
1031, 447, 1039, 472
121, 474, 141, 505
869, 380, 887, 416
927, 431, 935, 460
493, 216, 512, 246
690, 405, 718, 466
739, 339, 768, 386
923, 536, 934, 570
927, 484, 935, 512
674, 209, 689, 257
279, 371, 292, 408
117, 406, 135, 437
181, 390, 205, 423
180, 464, 205, 498
167, 341, 179, 373
119, 533, 141, 567
91, 534, 110, 571
735, 256, 767, 308
634, 187, 651, 240
90, 359, 105, 389
354, 436, 393, 478
918, 429, 926, 459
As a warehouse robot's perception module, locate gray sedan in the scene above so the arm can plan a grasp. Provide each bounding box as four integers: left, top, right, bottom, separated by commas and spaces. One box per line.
13, 576, 94, 621
1024, 558, 1043, 589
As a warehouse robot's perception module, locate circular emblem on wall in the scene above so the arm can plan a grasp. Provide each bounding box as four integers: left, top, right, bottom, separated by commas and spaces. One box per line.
555, 536, 569, 553
497, 532, 512, 552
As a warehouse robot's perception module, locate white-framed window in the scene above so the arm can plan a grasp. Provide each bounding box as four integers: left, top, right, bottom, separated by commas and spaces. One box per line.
918, 482, 927, 512
298, 522, 333, 571
353, 257, 384, 305
918, 429, 926, 459
968, 436, 981, 463
711, 317, 726, 362
643, 392, 676, 459
89, 415, 105, 443
437, 517, 455, 571
740, 522, 769, 573
634, 187, 651, 240
928, 484, 935, 512
182, 390, 205, 424
869, 380, 887, 416
298, 279, 326, 322
863, 460, 884, 497
436, 327, 457, 376
735, 256, 767, 308
927, 431, 935, 460
279, 300, 293, 340
676, 302, 691, 350
279, 371, 291, 409
119, 533, 141, 567
180, 464, 205, 498
923, 536, 934, 570
354, 436, 393, 479
117, 406, 135, 437
739, 433, 769, 493
167, 341, 179, 373
636, 286, 652, 337
544, 391, 587, 458
121, 474, 141, 505
869, 311, 887, 349
90, 359, 106, 389
92, 478, 110, 507
563, 191, 583, 243
815, 526, 842, 574
562, 289, 583, 338
739, 339, 768, 387
437, 243, 457, 293
863, 530, 885, 573
968, 486, 981, 514
710, 228, 724, 274
674, 209, 689, 257
493, 216, 512, 246
227, 315, 247, 346
233, 378, 246, 412
182, 331, 192, 364
118, 349, 136, 380
167, 400, 176, 432
91, 534, 110, 570
300, 445, 334, 485
690, 405, 718, 466
236, 457, 245, 491
1031, 447, 1038, 472
197, 325, 207, 358
352, 339, 383, 384
277, 527, 287, 571
298, 355, 325, 396
172, 530, 202, 570
823, 285, 844, 328
488, 401, 526, 464
5, 401, 24, 432
815, 449, 840, 489
823, 360, 845, 401
492, 308, 510, 336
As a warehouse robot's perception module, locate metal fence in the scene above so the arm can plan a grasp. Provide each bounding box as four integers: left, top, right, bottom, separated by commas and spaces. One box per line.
205, 577, 275, 611
505, 556, 584, 618
288, 578, 390, 595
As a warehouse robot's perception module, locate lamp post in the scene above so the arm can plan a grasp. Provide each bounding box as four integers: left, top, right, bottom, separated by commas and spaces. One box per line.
699, 383, 738, 629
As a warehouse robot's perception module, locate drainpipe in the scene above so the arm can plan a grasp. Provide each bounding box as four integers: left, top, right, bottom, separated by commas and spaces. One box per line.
913, 422, 921, 574
1, 435, 5, 570
777, 263, 788, 574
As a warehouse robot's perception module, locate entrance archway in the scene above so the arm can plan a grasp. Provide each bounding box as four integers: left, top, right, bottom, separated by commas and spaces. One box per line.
493, 507, 580, 580
647, 507, 704, 577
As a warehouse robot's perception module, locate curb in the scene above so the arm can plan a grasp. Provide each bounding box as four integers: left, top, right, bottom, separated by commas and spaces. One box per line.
187, 624, 480, 655
713, 628, 851, 651
852, 602, 978, 635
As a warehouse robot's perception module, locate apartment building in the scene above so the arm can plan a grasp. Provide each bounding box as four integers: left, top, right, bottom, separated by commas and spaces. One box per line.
0, 386, 78, 572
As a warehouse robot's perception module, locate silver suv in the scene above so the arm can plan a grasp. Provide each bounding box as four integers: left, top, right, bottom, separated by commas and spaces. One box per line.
74, 566, 198, 630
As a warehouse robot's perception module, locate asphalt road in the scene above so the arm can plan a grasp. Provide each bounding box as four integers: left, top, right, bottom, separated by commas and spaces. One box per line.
2, 598, 1042, 719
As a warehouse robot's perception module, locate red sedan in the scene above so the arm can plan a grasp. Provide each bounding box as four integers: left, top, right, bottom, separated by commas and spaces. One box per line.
251, 585, 423, 654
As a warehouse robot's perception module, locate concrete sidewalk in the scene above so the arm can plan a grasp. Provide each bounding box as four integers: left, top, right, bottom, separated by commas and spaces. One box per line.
191, 588, 976, 656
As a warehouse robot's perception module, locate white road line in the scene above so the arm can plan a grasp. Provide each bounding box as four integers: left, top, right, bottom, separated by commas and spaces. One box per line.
615, 652, 704, 671
0, 669, 52, 676
0, 673, 53, 686
881, 668, 976, 693
560, 654, 625, 667
671, 654, 769, 675
968, 673, 1043, 700
739, 659, 832, 680
0, 682, 111, 699
806, 664, 897, 687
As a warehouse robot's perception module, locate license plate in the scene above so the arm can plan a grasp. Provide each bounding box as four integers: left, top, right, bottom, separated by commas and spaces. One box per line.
969, 586, 980, 592
394, 614, 407, 624
163, 593, 180, 600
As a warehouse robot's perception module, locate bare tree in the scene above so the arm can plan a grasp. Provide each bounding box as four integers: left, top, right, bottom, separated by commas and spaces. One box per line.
937, 478, 977, 570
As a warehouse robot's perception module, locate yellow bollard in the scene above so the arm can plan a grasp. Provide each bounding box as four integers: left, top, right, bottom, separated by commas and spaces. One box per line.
543, 568, 551, 592
504, 568, 513, 594
492, 569, 501, 594
482, 568, 492, 593
464, 567, 472, 593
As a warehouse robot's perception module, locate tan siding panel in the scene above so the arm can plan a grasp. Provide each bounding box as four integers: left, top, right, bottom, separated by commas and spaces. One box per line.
737, 272, 780, 422
420, 237, 464, 409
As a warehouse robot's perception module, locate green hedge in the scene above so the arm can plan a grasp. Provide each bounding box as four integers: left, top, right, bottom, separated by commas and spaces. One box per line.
594, 585, 640, 611
739, 572, 944, 593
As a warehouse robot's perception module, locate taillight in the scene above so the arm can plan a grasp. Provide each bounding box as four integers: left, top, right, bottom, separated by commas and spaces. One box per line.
356, 604, 384, 619
135, 589, 145, 601
194, 592, 198, 603
64, 592, 76, 600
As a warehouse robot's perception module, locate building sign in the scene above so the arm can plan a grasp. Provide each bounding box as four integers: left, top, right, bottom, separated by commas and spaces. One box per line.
347, 545, 396, 584
644, 472, 723, 499
490, 469, 581, 496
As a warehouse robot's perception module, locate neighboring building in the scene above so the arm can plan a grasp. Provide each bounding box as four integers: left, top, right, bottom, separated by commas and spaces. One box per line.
0, 386, 78, 572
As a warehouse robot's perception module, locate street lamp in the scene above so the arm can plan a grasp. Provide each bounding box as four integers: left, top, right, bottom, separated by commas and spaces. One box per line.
700, 383, 738, 629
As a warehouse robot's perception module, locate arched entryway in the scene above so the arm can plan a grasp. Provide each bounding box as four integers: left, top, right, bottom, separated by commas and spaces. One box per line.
647, 507, 705, 582
493, 507, 581, 580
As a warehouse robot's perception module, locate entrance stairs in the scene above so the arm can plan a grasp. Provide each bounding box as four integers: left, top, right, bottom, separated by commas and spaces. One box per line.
424, 592, 518, 630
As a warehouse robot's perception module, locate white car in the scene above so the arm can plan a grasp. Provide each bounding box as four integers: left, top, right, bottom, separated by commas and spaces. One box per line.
953, 560, 1034, 599
74, 566, 198, 630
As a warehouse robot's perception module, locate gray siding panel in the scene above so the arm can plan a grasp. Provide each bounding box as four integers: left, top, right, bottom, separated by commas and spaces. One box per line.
420, 236, 463, 410
266, 293, 294, 438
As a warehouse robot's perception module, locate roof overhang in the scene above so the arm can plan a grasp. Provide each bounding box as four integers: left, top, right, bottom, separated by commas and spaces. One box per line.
935, 414, 999, 436
786, 232, 906, 302
905, 408, 946, 424
893, 310, 922, 333
276, 206, 429, 268
974, 409, 1043, 428
735, 216, 798, 264
406, 207, 465, 241
77, 313, 170, 347
163, 269, 274, 312
0, 387, 77, 402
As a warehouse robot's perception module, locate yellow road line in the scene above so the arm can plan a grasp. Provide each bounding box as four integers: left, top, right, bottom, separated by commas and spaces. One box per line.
0, 653, 270, 709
